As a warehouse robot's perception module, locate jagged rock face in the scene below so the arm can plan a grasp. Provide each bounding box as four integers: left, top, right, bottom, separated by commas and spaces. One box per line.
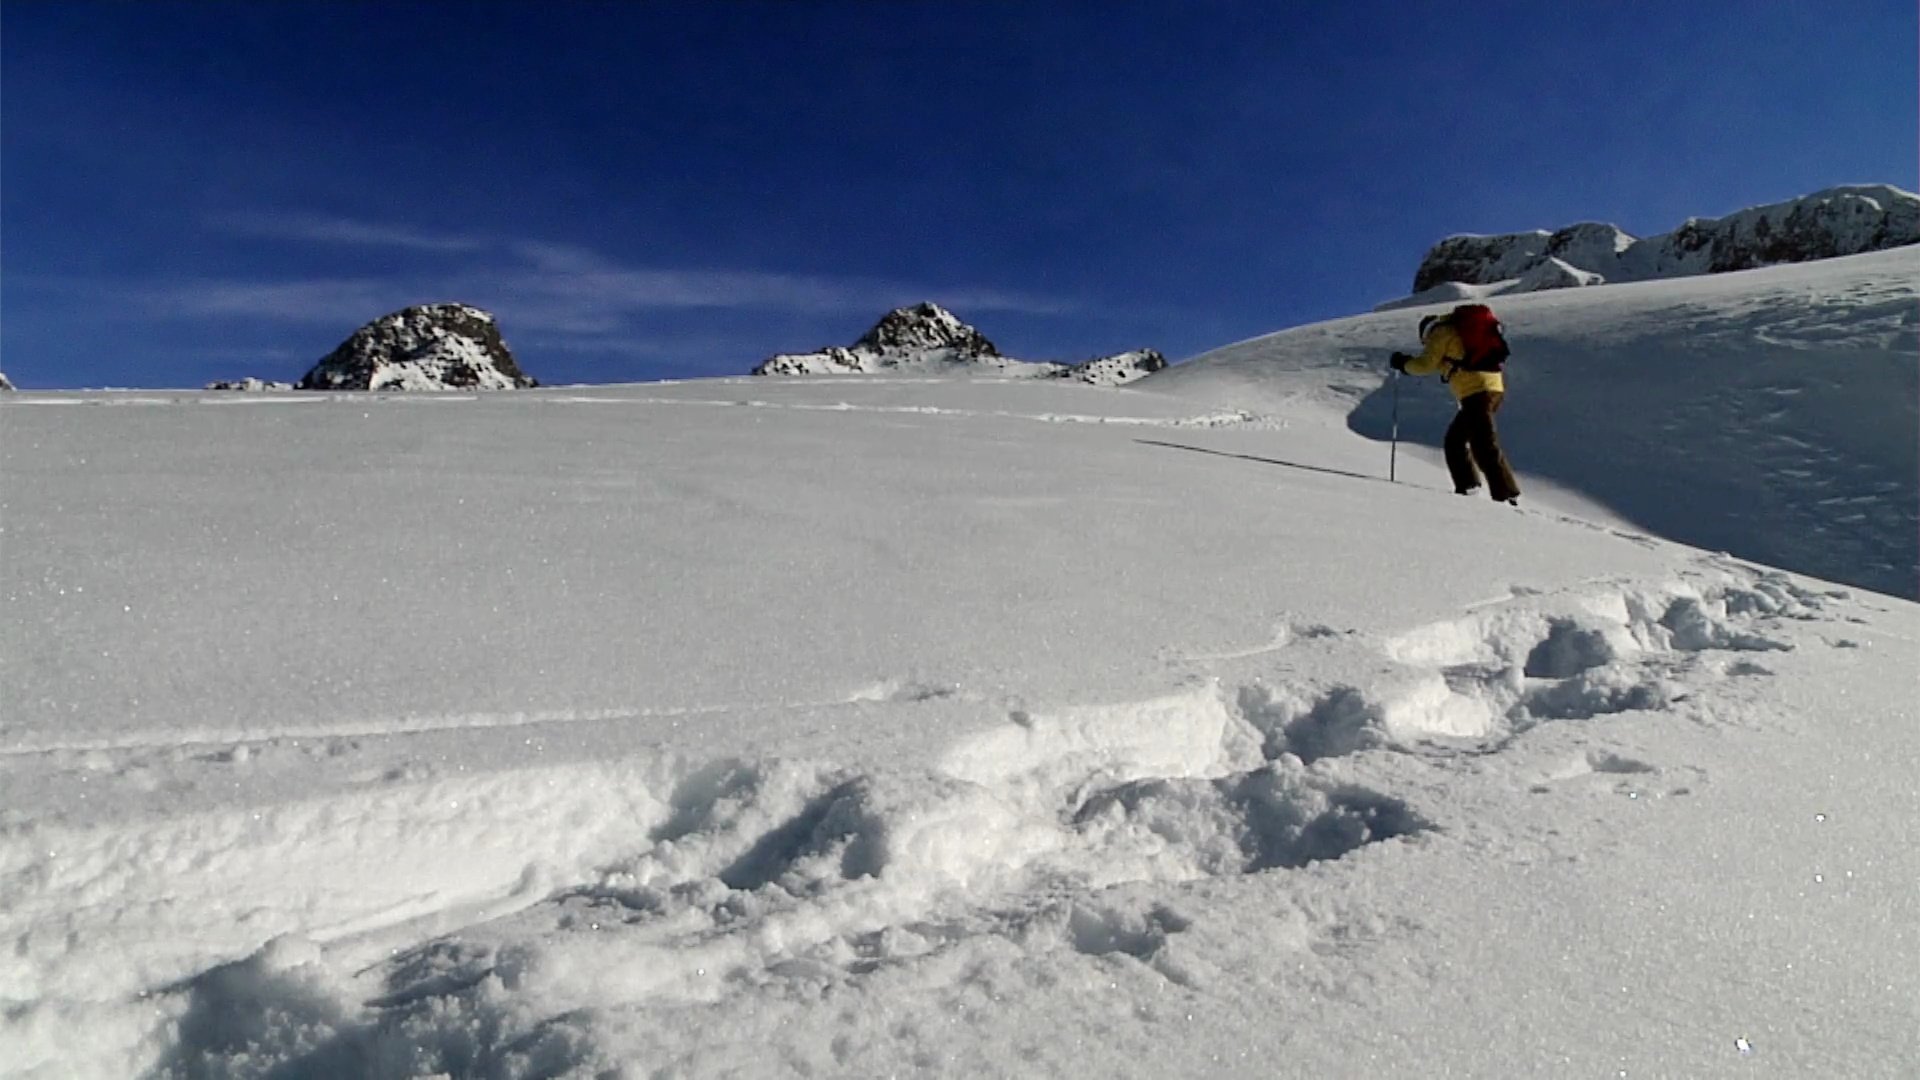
297, 304, 536, 391
205, 378, 294, 391
1408, 186, 1919, 298
753, 303, 1170, 383
1051, 349, 1169, 386
1545, 222, 1635, 268
1641, 186, 1920, 277
1412, 233, 1551, 293
854, 302, 1001, 359
754, 303, 1027, 375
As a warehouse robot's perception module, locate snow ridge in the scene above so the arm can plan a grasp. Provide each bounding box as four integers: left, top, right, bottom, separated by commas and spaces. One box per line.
1394, 184, 1919, 308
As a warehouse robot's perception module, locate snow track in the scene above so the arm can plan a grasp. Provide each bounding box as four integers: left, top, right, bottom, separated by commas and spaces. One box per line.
536, 394, 1264, 429
5, 559, 1872, 1078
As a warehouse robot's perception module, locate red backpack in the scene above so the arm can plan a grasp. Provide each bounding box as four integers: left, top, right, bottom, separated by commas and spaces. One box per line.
1448, 304, 1510, 372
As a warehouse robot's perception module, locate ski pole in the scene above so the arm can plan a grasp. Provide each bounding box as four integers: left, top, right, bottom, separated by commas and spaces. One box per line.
1389, 370, 1400, 483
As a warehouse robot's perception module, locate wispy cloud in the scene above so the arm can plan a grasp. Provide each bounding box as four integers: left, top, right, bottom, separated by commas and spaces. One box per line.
212, 212, 490, 253
139, 278, 396, 323
192, 213, 1077, 322
92, 213, 1089, 378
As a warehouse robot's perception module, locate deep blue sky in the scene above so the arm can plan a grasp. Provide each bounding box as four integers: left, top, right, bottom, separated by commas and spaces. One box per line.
4, 1, 1914, 389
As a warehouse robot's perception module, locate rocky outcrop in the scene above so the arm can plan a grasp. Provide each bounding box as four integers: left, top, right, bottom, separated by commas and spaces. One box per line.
1405, 186, 1918, 302
853, 302, 1001, 358
1634, 187, 1920, 278
1049, 349, 1169, 386
754, 303, 1171, 384
754, 346, 879, 376
755, 303, 1038, 376
1544, 222, 1635, 270
297, 304, 536, 391
206, 378, 295, 391
1412, 232, 1551, 294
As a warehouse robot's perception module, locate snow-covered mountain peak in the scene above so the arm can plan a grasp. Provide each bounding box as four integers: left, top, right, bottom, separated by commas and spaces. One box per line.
754, 303, 1035, 375
1412, 231, 1553, 293
1643, 184, 1920, 277
752, 305, 1167, 383
1392, 185, 1919, 309
297, 303, 537, 391
854, 302, 1001, 358
1545, 222, 1636, 265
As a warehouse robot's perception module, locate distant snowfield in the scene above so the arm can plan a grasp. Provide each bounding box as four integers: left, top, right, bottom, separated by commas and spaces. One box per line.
2, 252, 1918, 1077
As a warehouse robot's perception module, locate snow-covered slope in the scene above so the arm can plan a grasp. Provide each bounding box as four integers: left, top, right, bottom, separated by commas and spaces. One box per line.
1510, 255, 1605, 293
1146, 246, 1920, 599
2, 278, 1917, 1076
298, 304, 537, 391
1396, 185, 1919, 307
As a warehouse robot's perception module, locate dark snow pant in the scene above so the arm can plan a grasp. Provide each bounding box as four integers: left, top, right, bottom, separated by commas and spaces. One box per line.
1445, 391, 1521, 501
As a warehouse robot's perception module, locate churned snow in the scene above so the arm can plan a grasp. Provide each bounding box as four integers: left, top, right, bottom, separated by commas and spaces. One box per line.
1, 251, 1917, 1078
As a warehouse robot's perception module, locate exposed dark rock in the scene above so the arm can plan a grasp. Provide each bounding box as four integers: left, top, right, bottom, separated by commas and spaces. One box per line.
1405, 185, 1918, 300
205, 378, 295, 391
754, 303, 1170, 383
298, 304, 536, 391
852, 302, 1001, 358
754, 303, 1024, 375
1412, 233, 1550, 293
1050, 349, 1169, 386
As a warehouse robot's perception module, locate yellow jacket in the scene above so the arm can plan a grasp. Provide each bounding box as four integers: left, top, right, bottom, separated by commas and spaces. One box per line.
1401, 320, 1504, 400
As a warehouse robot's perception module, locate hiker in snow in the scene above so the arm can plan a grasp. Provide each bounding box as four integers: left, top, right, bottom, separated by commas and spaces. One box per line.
1389, 304, 1521, 504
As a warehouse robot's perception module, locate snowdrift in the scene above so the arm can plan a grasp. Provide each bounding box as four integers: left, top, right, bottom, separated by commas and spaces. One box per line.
1141, 246, 1920, 599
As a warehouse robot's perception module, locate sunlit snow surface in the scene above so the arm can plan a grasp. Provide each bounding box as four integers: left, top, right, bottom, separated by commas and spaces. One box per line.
1149, 246, 1920, 600
3, 253, 1918, 1077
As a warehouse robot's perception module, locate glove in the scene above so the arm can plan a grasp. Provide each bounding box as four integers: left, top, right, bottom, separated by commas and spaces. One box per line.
1389, 352, 1410, 372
